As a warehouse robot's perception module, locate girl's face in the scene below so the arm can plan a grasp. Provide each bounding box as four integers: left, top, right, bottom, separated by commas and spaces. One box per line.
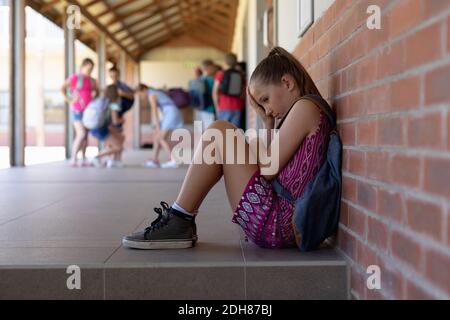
81, 64, 94, 76
249, 74, 299, 120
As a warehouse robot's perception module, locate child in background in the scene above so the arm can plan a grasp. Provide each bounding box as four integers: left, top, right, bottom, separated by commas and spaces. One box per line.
90, 85, 125, 168
61, 58, 99, 167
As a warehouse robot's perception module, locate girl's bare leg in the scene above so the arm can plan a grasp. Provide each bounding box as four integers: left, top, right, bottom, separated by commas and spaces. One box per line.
71, 121, 87, 163
158, 130, 174, 160
96, 133, 123, 160
175, 120, 259, 213
151, 131, 161, 162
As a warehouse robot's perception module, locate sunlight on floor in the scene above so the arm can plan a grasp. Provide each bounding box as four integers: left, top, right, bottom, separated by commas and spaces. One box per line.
0, 147, 99, 169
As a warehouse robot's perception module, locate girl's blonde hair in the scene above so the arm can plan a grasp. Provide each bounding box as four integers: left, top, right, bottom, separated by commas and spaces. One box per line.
250, 47, 321, 97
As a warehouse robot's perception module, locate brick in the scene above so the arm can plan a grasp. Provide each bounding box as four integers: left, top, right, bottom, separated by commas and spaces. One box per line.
424, 0, 450, 18
377, 188, 404, 223
390, 154, 421, 188
389, 0, 423, 39
424, 157, 450, 198
338, 227, 357, 261
448, 16, 450, 54
348, 150, 366, 176
350, 267, 367, 300
343, 176, 357, 202
346, 91, 366, 118
340, 201, 349, 227
367, 217, 389, 250
408, 112, 442, 149
357, 181, 377, 212
405, 22, 442, 69
390, 75, 421, 110
425, 64, 450, 105
448, 111, 450, 150
377, 40, 405, 78
348, 205, 367, 238
356, 239, 379, 270
378, 258, 405, 299
356, 55, 377, 88
406, 280, 436, 300
366, 152, 390, 182
339, 123, 356, 146
391, 230, 422, 270
425, 249, 450, 295
406, 198, 443, 241
365, 84, 390, 115
343, 149, 350, 171
378, 117, 405, 146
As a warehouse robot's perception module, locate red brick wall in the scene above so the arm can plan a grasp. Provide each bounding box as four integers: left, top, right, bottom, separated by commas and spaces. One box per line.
293, 0, 450, 299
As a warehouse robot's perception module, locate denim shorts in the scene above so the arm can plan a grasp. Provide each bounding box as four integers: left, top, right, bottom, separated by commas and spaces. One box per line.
72, 111, 83, 122
218, 110, 242, 128
90, 125, 109, 141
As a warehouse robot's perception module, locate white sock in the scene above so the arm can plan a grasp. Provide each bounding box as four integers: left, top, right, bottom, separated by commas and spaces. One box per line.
172, 202, 196, 216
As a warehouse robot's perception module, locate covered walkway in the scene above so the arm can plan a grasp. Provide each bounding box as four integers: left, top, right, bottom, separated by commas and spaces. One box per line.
0, 151, 347, 299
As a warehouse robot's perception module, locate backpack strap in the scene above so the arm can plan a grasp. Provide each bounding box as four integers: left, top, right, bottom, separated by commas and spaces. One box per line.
271, 178, 296, 203
76, 74, 84, 91
300, 94, 337, 130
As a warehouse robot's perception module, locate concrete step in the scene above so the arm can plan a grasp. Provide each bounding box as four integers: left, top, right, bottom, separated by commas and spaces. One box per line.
0, 245, 348, 300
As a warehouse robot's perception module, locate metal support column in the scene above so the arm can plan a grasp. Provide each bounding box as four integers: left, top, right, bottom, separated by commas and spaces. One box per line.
9, 0, 26, 167
97, 33, 106, 91
133, 63, 141, 149
63, 7, 76, 159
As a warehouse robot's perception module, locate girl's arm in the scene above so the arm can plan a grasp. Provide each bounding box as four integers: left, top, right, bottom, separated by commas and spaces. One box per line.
92, 79, 99, 99
149, 94, 160, 131
261, 99, 321, 181
212, 80, 220, 115
61, 78, 72, 104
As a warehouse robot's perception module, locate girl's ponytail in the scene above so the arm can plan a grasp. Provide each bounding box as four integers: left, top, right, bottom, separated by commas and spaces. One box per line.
250, 46, 321, 98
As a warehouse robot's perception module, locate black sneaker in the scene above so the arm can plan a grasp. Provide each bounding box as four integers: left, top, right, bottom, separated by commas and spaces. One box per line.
122, 202, 197, 250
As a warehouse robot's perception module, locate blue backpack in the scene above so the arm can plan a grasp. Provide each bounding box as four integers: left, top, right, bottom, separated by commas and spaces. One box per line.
271, 94, 342, 252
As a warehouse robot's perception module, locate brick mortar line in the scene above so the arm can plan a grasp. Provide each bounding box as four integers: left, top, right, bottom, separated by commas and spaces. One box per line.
341, 199, 450, 257
343, 172, 450, 205
338, 223, 449, 299
337, 103, 450, 125
342, 145, 450, 159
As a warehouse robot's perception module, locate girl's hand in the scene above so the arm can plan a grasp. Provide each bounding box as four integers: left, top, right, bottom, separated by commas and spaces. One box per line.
247, 88, 275, 128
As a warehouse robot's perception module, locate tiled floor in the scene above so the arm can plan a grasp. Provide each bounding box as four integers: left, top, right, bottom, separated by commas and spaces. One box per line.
0, 151, 348, 300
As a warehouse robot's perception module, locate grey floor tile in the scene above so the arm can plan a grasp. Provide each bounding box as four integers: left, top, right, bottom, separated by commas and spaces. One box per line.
107, 240, 244, 267
0, 247, 116, 265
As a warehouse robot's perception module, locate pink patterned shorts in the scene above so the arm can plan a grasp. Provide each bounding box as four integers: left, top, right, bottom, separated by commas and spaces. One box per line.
231, 170, 297, 249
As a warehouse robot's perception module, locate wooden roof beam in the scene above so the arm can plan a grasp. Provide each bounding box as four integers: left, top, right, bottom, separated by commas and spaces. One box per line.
66, 0, 138, 61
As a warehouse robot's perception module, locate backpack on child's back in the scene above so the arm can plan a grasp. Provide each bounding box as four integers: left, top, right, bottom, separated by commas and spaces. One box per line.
220, 69, 244, 97
271, 94, 343, 252
188, 77, 213, 110
82, 97, 111, 130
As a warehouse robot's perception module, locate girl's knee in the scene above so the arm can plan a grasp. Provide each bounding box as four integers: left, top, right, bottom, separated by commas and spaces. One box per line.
208, 120, 237, 131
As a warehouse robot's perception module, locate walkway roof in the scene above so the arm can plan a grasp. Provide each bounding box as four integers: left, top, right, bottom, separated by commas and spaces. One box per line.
27, 0, 239, 62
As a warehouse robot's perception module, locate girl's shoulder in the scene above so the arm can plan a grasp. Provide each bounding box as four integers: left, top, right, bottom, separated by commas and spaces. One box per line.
278, 98, 321, 131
